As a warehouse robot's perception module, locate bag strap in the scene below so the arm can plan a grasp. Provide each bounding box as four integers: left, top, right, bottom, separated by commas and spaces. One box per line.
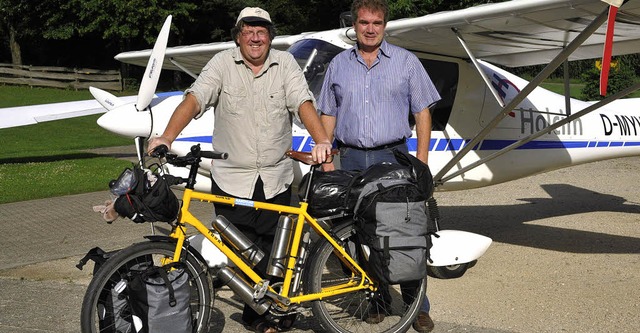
382, 236, 391, 262
157, 267, 177, 307
343, 171, 363, 208
142, 262, 183, 307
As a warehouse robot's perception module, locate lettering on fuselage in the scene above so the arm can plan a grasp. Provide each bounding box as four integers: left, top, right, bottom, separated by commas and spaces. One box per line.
600, 114, 640, 136
520, 109, 583, 135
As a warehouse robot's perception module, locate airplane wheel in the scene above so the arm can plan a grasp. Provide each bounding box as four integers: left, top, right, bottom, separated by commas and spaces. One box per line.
427, 261, 475, 279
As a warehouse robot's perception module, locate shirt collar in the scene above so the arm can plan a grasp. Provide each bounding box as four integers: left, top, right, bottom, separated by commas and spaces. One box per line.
232, 47, 278, 76
350, 39, 391, 60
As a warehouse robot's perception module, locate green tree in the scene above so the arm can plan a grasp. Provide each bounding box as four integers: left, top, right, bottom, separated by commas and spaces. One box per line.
0, 0, 58, 65
581, 58, 636, 100
0, 0, 512, 69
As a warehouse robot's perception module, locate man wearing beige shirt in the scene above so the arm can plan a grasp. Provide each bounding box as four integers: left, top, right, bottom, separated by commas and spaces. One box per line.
148, 7, 331, 333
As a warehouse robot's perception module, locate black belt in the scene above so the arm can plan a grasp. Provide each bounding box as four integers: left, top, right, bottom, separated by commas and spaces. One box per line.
337, 138, 406, 151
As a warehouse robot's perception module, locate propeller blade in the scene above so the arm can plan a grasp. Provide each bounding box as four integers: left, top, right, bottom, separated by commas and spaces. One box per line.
136, 15, 172, 111
89, 86, 125, 111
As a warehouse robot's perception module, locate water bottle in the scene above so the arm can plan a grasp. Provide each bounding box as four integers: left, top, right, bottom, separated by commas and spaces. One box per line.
211, 215, 265, 267
266, 215, 295, 277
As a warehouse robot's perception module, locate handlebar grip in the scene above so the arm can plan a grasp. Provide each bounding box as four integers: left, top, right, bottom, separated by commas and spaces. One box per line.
151, 144, 169, 158
201, 151, 229, 160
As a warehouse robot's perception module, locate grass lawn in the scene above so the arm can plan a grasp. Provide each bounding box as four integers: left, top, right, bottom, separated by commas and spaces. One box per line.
540, 82, 586, 99
540, 79, 640, 99
0, 86, 135, 204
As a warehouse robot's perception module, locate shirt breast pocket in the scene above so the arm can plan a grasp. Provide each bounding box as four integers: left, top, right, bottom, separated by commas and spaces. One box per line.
267, 89, 288, 123
222, 86, 248, 116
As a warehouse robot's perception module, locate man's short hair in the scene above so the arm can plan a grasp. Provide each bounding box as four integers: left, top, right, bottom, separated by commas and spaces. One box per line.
351, 0, 389, 23
231, 21, 277, 46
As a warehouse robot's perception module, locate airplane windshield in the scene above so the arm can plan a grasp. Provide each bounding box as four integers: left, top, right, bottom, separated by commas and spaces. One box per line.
289, 39, 344, 98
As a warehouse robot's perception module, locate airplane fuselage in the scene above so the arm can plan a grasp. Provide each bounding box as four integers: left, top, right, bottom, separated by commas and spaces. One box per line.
96, 32, 640, 193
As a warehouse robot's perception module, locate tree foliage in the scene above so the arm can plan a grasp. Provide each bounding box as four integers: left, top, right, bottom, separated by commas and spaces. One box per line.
1, 0, 509, 68
0, 0, 637, 94
580, 57, 637, 100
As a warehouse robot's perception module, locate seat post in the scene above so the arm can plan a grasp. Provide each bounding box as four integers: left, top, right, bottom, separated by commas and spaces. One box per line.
301, 164, 321, 203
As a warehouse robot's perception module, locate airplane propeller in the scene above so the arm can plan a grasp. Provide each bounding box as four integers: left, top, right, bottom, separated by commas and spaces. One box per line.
94, 15, 173, 165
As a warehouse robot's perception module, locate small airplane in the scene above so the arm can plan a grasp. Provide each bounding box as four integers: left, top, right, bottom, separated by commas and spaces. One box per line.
95, 0, 640, 191
3, 0, 640, 278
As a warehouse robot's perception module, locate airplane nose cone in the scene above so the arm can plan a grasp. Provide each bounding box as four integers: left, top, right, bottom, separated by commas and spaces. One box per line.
97, 105, 151, 138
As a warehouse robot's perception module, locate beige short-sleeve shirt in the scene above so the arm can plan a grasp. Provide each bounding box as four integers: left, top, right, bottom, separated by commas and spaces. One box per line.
185, 47, 314, 199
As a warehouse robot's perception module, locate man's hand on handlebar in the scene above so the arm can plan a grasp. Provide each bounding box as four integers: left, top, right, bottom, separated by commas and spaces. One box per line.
312, 142, 333, 165
147, 137, 172, 156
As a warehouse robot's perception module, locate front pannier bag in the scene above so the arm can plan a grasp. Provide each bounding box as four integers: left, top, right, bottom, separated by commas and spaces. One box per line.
127, 262, 193, 333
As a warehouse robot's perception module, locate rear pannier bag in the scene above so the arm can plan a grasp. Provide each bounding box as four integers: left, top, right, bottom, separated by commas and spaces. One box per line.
300, 162, 414, 218
354, 178, 431, 285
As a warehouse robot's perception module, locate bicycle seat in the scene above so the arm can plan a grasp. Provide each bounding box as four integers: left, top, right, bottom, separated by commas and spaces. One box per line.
286, 149, 339, 165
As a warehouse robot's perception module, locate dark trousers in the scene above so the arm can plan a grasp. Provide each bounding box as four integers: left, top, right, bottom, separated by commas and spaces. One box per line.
211, 176, 292, 324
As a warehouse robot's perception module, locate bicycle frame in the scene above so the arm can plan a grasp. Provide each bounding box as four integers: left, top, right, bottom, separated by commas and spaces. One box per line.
166, 182, 375, 309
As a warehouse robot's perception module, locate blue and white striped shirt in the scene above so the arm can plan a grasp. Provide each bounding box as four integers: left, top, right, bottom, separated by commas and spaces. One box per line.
317, 40, 441, 148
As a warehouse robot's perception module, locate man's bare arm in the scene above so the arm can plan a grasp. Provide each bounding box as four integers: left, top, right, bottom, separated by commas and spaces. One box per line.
413, 107, 432, 164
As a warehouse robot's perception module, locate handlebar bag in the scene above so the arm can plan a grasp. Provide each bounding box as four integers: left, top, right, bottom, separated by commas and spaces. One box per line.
113, 166, 180, 223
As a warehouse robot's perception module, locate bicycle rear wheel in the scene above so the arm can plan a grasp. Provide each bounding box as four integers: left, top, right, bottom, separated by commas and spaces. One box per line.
80, 241, 212, 333
306, 222, 426, 333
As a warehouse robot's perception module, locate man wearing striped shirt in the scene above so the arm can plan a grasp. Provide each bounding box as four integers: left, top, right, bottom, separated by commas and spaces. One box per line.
317, 0, 440, 332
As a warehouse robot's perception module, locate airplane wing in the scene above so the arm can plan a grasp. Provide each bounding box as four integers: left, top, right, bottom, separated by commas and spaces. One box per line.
0, 93, 181, 129
383, 0, 640, 67
0, 99, 121, 129
115, 0, 640, 73
114, 33, 313, 75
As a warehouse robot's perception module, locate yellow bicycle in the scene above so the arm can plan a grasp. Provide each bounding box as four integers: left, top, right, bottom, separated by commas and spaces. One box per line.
80, 144, 427, 333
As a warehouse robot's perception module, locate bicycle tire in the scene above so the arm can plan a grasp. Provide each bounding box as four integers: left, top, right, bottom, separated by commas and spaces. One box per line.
305, 222, 426, 333
80, 241, 213, 333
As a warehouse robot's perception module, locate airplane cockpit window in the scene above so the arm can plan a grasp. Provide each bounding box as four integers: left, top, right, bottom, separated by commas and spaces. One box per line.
419, 59, 458, 131
289, 39, 345, 98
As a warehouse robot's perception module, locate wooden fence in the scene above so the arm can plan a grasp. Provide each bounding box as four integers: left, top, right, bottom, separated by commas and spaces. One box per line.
0, 63, 122, 91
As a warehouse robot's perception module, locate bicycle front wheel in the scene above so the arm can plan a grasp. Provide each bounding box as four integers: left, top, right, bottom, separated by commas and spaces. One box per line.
306, 222, 426, 333
80, 241, 212, 333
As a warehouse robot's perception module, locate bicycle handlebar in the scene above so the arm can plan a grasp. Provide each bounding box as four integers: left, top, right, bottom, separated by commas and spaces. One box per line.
201, 150, 229, 160
151, 144, 228, 165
